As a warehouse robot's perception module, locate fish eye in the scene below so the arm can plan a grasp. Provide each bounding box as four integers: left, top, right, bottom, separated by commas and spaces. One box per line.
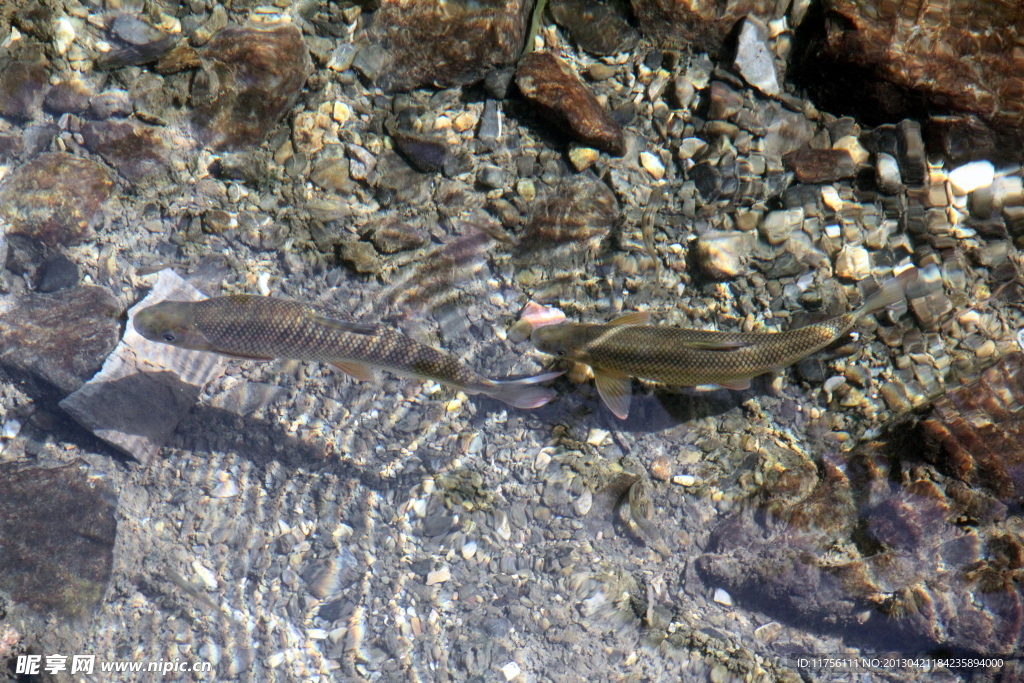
162, 332, 177, 342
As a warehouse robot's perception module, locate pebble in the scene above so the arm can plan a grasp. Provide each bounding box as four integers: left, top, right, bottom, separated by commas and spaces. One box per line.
639, 151, 666, 179
712, 588, 733, 606
695, 231, 753, 280
947, 160, 995, 195
733, 17, 779, 96
425, 568, 451, 586
833, 244, 871, 280
210, 479, 240, 498
568, 145, 600, 171
573, 489, 593, 516
673, 475, 697, 486
36, 253, 80, 293
876, 153, 903, 194
758, 208, 803, 245
782, 148, 857, 183
500, 661, 522, 681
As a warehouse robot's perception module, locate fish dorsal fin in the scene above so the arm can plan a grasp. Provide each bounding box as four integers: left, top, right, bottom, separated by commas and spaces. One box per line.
594, 369, 633, 420
330, 361, 374, 382
608, 311, 650, 326
678, 339, 752, 350
309, 313, 377, 336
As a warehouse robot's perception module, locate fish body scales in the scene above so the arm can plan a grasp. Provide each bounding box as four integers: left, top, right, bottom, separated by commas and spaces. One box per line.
578, 315, 852, 385
191, 297, 479, 386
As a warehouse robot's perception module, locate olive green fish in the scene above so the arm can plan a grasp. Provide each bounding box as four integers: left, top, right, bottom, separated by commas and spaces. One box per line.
134, 295, 561, 409
532, 268, 918, 419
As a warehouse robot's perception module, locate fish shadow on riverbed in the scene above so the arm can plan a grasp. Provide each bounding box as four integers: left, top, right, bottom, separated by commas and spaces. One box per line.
508, 374, 768, 432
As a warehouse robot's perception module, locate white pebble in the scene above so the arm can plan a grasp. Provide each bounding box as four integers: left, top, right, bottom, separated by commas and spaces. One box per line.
573, 489, 593, 516
639, 151, 665, 180
820, 185, 842, 211
947, 160, 994, 195
425, 568, 450, 586
672, 474, 696, 486
1, 418, 21, 439
191, 560, 218, 590
461, 540, 477, 560
210, 479, 239, 498
824, 224, 841, 238
501, 662, 522, 681
54, 17, 76, 55
713, 588, 733, 606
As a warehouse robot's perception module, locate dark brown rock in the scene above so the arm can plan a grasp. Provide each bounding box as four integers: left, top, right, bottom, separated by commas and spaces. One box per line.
630, 0, 789, 55
337, 240, 382, 274
549, 0, 639, 56
798, 0, 1024, 160
0, 152, 113, 247
516, 51, 626, 156
0, 59, 49, 122
0, 461, 117, 617
80, 119, 171, 183
0, 286, 121, 401
188, 23, 312, 151
361, 0, 532, 91
782, 148, 857, 184
365, 216, 429, 253
43, 79, 93, 115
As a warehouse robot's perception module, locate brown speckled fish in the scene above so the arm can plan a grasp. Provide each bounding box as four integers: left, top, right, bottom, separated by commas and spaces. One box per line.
532, 268, 917, 419
134, 295, 560, 409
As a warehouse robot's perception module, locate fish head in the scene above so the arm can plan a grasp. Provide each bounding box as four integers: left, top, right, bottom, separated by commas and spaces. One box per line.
531, 324, 580, 359
133, 301, 214, 351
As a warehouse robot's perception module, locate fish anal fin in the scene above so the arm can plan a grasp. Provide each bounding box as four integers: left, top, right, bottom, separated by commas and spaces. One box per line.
716, 378, 751, 391
594, 369, 633, 420
608, 311, 651, 326
330, 361, 374, 382
680, 339, 751, 350
310, 314, 377, 336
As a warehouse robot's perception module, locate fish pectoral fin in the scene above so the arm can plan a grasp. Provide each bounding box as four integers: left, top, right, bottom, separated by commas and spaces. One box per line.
716, 378, 751, 391
679, 339, 752, 350
594, 369, 633, 420
330, 361, 374, 382
607, 311, 651, 326
309, 314, 377, 336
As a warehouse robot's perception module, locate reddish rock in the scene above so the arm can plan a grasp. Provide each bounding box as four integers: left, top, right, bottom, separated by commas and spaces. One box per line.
799, 0, 1024, 160
0, 286, 121, 401
630, 0, 789, 55
188, 23, 312, 151
0, 59, 49, 122
0, 152, 113, 247
550, 0, 639, 56
361, 0, 533, 91
782, 148, 857, 183
0, 461, 116, 617
81, 120, 171, 183
516, 51, 626, 156
922, 352, 1024, 503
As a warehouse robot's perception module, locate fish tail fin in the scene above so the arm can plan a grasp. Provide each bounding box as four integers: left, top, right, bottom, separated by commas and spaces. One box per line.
854, 267, 918, 319
478, 371, 564, 409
